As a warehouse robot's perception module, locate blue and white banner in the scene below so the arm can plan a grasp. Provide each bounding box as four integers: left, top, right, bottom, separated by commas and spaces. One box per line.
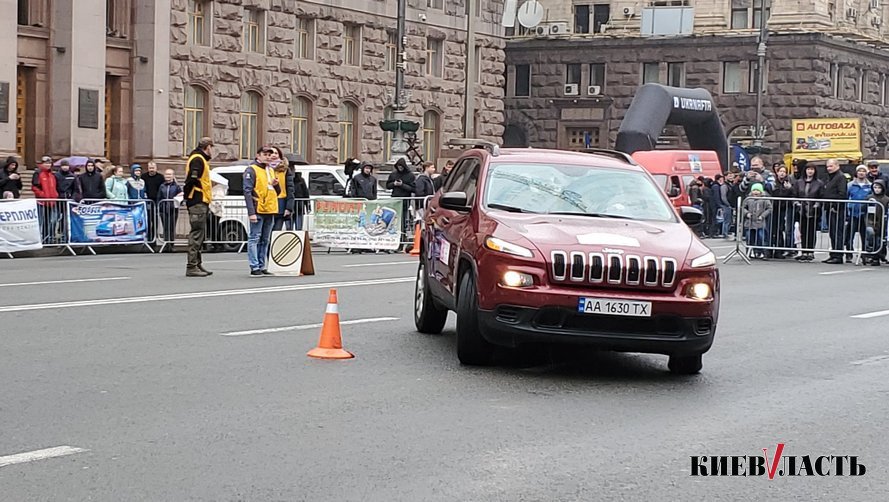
68, 201, 148, 244
0, 199, 42, 252
732, 144, 751, 172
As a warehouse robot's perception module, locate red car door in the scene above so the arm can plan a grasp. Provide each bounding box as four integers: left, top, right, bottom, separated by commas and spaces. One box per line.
430, 158, 479, 297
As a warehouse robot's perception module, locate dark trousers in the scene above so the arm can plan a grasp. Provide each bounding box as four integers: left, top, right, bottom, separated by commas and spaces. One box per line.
146, 203, 158, 242
159, 204, 179, 242
187, 203, 208, 268
845, 213, 868, 252
827, 204, 846, 259
800, 215, 818, 251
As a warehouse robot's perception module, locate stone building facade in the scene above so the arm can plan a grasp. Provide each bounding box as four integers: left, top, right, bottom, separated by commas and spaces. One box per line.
504, 0, 889, 161
2, 0, 506, 170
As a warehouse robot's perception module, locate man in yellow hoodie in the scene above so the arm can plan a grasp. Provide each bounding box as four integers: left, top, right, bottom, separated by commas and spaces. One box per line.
243, 146, 278, 276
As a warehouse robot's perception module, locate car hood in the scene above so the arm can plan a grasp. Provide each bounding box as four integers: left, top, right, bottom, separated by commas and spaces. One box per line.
491, 213, 695, 259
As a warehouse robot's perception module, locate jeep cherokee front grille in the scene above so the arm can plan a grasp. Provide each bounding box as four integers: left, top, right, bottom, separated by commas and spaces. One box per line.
550, 251, 677, 288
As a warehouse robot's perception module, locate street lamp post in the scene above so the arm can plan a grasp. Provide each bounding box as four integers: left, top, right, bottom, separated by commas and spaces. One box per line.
753, 1, 770, 147
388, 0, 409, 165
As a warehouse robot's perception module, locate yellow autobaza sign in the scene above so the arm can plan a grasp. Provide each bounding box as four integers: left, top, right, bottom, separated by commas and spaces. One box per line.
791, 118, 861, 154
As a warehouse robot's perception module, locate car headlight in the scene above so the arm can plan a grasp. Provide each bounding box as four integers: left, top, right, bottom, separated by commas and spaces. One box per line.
485, 237, 533, 258
690, 251, 716, 268
501, 270, 534, 288
687, 282, 712, 300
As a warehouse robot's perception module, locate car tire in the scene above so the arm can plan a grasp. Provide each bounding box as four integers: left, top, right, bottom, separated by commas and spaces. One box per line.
414, 260, 448, 334
668, 354, 703, 375
456, 270, 494, 366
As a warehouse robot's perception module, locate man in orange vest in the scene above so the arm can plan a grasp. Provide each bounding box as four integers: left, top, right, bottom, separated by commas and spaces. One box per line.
183, 137, 214, 277
243, 145, 278, 276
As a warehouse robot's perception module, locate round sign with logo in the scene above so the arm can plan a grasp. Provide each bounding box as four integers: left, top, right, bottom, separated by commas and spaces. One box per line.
269, 231, 304, 271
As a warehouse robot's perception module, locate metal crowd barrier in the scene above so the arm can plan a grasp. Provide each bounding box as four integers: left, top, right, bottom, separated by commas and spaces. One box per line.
723, 195, 887, 265
8, 195, 435, 257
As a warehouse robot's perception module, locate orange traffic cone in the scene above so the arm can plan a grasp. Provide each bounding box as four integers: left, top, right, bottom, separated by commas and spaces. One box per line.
307, 289, 354, 360
409, 223, 421, 256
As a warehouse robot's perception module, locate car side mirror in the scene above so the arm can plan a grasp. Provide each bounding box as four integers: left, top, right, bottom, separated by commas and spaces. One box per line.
668, 186, 681, 198
440, 191, 469, 212
679, 205, 704, 226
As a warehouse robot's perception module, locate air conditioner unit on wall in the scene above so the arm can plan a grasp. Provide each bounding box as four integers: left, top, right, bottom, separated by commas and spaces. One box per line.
871, 0, 881, 10
549, 22, 571, 35
588, 85, 602, 95
534, 25, 548, 37
874, 17, 883, 27
847, 7, 859, 20
564, 84, 579, 96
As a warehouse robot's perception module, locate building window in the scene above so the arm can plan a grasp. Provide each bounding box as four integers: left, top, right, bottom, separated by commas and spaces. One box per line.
475, 45, 482, 83
291, 97, 310, 160
593, 4, 611, 33
17, 0, 29, 25
831, 63, 842, 99
105, 0, 129, 38
882, 74, 888, 106
343, 24, 361, 66
296, 18, 315, 60
589, 63, 606, 90
188, 1, 209, 46
243, 8, 264, 53
574, 5, 590, 34
752, 0, 770, 29
427, 0, 443, 9
514, 64, 531, 97
748, 61, 761, 94
385, 31, 397, 72
858, 70, 866, 102
240, 91, 261, 160
566, 64, 582, 85
338, 102, 357, 163
184, 86, 207, 156
423, 111, 440, 164
667, 62, 684, 87
642, 62, 660, 84
426, 38, 443, 77
723, 61, 742, 94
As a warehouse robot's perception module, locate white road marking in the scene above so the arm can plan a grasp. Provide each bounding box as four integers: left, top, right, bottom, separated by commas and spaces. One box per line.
0, 277, 130, 288
0, 277, 414, 314
707, 245, 737, 250
850, 309, 889, 319
343, 261, 417, 268
851, 353, 889, 366
221, 317, 399, 337
820, 269, 872, 276
0, 446, 88, 468
716, 255, 728, 260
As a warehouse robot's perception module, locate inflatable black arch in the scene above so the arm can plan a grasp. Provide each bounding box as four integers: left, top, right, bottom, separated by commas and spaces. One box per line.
615, 84, 729, 173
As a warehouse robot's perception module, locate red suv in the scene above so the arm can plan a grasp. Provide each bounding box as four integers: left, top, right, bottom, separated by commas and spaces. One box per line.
413, 143, 720, 374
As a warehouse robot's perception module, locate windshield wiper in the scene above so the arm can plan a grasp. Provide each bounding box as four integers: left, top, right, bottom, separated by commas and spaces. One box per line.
547, 212, 634, 220
487, 203, 537, 213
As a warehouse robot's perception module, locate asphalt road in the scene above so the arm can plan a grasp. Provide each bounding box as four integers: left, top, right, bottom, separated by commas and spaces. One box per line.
0, 240, 887, 501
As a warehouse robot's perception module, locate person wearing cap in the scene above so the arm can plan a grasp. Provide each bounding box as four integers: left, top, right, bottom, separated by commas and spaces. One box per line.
348, 162, 378, 200
845, 164, 873, 259
32, 155, 60, 243
126, 164, 146, 201
866, 160, 889, 186
865, 179, 889, 265
742, 183, 772, 259
184, 137, 215, 277
243, 145, 278, 277
821, 158, 849, 264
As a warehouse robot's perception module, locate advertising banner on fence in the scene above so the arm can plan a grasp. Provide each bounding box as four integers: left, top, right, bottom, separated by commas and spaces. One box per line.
312, 199, 402, 250
68, 201, 148, 244
791, 118, 862, 159
0, 199, 42, 253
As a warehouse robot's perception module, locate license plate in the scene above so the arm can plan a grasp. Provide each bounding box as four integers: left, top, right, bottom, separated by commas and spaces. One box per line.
577, 297, 652, 317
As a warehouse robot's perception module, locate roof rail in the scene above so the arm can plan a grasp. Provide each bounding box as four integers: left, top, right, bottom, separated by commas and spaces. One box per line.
446, 138, 501, 157
577, 148, 637, 165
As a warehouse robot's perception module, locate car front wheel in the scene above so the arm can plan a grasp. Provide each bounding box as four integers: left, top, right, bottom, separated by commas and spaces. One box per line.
414, 260, 448, 334
668, 354, 703, 375
456, 270, 494, 366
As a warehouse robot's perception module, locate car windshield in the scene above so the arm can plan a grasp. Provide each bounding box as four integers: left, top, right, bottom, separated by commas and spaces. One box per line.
483, 163, 677, 222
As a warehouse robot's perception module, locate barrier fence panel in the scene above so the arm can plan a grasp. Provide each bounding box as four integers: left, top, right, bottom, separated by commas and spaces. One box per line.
723, 195, 887, 265
155, 198, 251, 253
